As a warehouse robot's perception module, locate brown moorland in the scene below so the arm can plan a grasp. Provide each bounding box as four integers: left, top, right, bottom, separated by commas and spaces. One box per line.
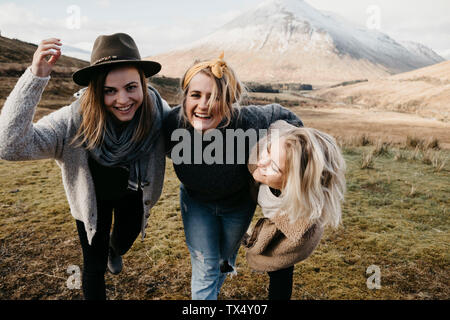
313, 60, 450, 122
0, 36, 448, 300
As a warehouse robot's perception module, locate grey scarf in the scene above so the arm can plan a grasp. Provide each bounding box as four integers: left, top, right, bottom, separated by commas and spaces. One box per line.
74, 85, 164, 191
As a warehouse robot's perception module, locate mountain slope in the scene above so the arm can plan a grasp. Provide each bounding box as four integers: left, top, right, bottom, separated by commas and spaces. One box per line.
0, 35, 89, 117
147, 0, 444, 84
314, 60, 450, 121
0, 35, 88, 67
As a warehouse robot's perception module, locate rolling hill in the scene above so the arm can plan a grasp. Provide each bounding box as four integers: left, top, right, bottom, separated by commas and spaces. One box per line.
313, 60, 450, 121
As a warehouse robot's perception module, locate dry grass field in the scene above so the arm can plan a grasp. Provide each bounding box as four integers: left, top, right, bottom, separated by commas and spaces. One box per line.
247, 90, 450, 150
0, 35, 448, 300
0, 88, 448, 299
0, 142, 448, 300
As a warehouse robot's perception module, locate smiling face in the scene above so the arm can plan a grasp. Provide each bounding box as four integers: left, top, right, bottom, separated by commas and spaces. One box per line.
252, 137, 287, 190
184, 72, 223, 132
103, 65, 144, 122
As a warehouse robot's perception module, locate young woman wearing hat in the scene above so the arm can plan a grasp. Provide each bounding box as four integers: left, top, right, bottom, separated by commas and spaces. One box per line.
0, 33, 169, 300
163, 53, 303, 300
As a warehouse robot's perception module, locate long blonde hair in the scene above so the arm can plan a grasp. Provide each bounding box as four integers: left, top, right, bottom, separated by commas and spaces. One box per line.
277, 128, 346, 229
179, 58, 246, 128
71, 65, 154, 149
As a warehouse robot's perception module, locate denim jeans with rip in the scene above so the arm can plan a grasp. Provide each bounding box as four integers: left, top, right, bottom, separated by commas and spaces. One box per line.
180, 185, 256, 300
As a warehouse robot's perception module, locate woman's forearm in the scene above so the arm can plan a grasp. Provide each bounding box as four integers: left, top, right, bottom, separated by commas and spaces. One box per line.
0, 67, 65, 161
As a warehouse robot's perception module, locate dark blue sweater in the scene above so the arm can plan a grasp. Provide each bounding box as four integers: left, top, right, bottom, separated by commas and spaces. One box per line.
163, 104, 303, 206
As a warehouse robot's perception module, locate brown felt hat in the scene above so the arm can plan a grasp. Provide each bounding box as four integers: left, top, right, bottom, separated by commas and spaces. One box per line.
72, 33, 161, 86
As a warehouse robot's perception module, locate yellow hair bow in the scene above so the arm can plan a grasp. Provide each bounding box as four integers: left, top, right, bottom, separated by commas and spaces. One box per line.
183, 52, 227, 90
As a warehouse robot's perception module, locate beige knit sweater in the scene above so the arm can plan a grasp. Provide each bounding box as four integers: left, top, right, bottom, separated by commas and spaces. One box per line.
0, 68, 169, 244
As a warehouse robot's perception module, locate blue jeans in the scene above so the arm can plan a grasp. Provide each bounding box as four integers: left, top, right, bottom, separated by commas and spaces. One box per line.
180, 185, 256, 300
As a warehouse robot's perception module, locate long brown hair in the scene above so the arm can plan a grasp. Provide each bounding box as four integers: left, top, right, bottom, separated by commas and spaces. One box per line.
71, 65, 154, 149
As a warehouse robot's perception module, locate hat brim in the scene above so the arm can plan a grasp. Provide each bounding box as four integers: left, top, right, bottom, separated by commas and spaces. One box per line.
72, 60, 161, 86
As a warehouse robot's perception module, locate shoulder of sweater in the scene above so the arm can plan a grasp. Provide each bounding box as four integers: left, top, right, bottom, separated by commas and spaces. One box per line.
239, 103, 282, 115
235, 104, 281, 129
57, 99, 81, 118
169, 104, 182, 114
164, 105, 182, 122
239, 103, 294, 120
146, 84, 169, 114
162, 105, 183, 132
36, 99, 81, 133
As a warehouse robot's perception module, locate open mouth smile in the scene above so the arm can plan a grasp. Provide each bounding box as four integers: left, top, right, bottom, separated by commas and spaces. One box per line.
113, 103, 134, 112
194, 112, 211, 119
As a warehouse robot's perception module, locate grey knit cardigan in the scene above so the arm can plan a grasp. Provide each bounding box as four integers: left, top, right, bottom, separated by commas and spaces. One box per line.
0, 68, 169, 244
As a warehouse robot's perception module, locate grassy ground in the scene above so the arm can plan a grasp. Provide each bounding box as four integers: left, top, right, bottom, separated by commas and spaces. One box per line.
0, 143, 448, 300
1, 34, 447, 300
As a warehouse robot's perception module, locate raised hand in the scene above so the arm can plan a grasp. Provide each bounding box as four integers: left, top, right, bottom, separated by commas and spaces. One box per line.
31, 38, 62, 77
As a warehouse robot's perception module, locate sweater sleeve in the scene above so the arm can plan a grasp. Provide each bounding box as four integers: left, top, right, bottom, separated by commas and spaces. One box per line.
0, 68, 69, 161
240, 103, 303, 131
269, 103, 303, 127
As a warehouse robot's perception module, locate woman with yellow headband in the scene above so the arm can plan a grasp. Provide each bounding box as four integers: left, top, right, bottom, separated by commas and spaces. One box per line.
163, 53, 303, 300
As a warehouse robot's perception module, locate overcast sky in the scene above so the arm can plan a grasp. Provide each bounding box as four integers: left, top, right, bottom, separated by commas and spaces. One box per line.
0, 0, 449, 60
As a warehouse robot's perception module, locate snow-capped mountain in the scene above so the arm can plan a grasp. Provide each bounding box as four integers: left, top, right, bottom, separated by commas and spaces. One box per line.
399, 41, 445, 66
147, 0, 444, 84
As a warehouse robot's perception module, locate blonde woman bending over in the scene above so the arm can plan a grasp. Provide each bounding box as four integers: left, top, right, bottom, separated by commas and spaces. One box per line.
244, 120, 346, 300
